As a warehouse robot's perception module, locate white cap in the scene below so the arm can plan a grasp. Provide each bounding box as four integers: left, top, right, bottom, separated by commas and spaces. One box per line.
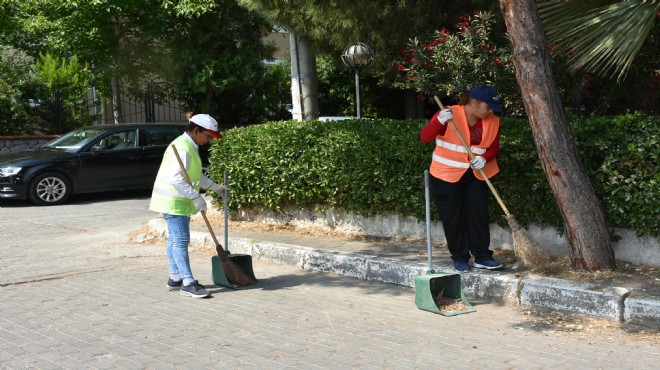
189, 114, 222, 139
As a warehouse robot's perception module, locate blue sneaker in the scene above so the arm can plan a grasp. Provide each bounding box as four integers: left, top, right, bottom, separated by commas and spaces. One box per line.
180, 280, 210, 298
453, 261, 471, 272
167, 278, 182, 291
474, 258, 503, 270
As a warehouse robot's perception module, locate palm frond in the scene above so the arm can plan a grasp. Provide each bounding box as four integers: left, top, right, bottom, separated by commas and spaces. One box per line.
539, 0, 659, 81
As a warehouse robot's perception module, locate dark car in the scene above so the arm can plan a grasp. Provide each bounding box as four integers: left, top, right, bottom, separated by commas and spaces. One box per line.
0, 123, 210, 206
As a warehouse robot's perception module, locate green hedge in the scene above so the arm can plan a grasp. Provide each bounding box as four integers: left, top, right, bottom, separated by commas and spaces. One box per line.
208, 114, 659, 237
571, 112, 659, 236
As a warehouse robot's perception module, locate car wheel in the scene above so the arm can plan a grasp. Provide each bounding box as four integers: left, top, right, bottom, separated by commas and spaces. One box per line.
28, 172, 72, 205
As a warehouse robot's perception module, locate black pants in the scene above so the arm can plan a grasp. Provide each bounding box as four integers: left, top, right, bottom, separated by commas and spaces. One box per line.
429, 170, 493, 262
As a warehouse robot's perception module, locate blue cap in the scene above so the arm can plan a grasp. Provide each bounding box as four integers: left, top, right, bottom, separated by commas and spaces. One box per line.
467, 85, 502, 115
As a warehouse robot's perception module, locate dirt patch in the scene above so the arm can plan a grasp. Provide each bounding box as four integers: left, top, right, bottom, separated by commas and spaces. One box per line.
494, 248, 659, 295
519, 306, 660, 344
128, 224, 164, 245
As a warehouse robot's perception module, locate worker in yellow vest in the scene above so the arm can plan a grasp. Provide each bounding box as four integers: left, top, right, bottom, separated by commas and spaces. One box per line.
420, 86, 504, 272
150, 113, 227, 298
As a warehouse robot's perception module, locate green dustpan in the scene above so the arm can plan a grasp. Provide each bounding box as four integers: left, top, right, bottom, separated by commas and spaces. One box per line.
415, 170, 475, 316
211, 171, 259, 290
415, 272, 475, 316
211, 254, 260, 289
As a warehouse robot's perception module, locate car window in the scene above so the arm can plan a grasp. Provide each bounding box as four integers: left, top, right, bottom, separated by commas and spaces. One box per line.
145, 127, 183, 146
45, 129, 104, 152
95, 129, 139, 150
112, 130, 138, 149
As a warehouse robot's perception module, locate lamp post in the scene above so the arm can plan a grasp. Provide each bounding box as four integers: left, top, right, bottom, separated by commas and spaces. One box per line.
341, 42, 374, 118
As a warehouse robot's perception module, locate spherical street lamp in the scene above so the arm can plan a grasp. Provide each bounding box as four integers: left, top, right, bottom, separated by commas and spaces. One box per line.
341, 42, 374, 118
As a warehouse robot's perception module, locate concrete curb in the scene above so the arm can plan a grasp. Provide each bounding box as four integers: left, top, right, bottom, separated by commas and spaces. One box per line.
147, 218, 659, 327
520, 276, 629, 321
624, 296, 660, 328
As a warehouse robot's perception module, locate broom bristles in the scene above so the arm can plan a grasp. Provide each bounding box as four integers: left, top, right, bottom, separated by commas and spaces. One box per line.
215, 244, 256, 287
506, 214, 550, 266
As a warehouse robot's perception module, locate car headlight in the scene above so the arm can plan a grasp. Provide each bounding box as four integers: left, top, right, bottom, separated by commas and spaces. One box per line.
0, 166, 22, 176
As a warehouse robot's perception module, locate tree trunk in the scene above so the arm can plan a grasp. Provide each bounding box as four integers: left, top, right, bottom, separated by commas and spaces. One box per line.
289, 33, 319, 121
498, 0, 616, 271
111, 75, 123, 124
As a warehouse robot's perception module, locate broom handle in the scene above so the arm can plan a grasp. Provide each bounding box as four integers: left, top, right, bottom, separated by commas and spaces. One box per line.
170, 144, 223, 249
433, 96, 511, 216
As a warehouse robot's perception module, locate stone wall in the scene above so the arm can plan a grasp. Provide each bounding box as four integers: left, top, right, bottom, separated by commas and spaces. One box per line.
0, 135, 59, 153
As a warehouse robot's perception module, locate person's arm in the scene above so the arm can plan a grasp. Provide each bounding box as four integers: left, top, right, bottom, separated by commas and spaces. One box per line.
197, 161, 230, 198
199, 174, 215, 190
420, 109, 448, 142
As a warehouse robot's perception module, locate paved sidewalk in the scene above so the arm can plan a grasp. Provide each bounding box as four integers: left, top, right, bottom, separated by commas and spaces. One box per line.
1, 192, 658, 369
4, 254, 658, 369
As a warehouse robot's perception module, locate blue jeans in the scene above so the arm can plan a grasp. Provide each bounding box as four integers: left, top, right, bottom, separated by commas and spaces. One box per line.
164, 214, 193, 280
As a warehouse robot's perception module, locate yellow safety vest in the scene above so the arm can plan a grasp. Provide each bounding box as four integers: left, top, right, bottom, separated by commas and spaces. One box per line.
429, 105, 500, 183
149, 135, 202, 216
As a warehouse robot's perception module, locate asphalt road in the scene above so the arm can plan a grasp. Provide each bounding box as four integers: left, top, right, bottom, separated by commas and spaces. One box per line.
1, 190, 658, 369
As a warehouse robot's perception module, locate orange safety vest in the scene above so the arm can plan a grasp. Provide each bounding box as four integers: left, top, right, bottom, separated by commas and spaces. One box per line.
429, 105, 500, 183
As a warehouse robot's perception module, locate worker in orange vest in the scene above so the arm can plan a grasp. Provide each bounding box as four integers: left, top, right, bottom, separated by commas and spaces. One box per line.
420, 85, 504, 272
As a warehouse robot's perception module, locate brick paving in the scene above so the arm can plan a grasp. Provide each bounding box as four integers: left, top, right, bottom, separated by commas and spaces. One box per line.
1, 191, 658, 369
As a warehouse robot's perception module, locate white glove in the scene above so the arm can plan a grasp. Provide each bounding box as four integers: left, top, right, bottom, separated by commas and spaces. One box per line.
209, 183, 229, 198
193, 195, 207, 212
470, 156, 486, 170
437, 108, 453, 125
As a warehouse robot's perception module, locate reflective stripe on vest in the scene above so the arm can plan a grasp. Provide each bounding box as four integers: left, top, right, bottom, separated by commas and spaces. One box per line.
429, 105, 500, 183
435, 138, 487, 155
432, 153, 470, 169
149, 135, 202, 216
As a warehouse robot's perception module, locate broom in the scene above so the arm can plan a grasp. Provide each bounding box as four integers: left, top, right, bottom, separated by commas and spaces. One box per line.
433, 96, 549, 266
170, 144, 255, 286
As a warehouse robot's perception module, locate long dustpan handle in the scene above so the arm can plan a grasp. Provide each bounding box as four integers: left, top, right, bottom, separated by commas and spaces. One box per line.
223, 170, 229, 253
424, 170, 434, 273
170, 144, 223, 249
433, 96, 511, 217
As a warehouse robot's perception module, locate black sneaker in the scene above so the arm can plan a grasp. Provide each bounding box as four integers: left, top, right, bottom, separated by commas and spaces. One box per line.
180, 281, 210, 298
167, 278, 182, 291
474, 258, 504, 270
453, 261, 471, 272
